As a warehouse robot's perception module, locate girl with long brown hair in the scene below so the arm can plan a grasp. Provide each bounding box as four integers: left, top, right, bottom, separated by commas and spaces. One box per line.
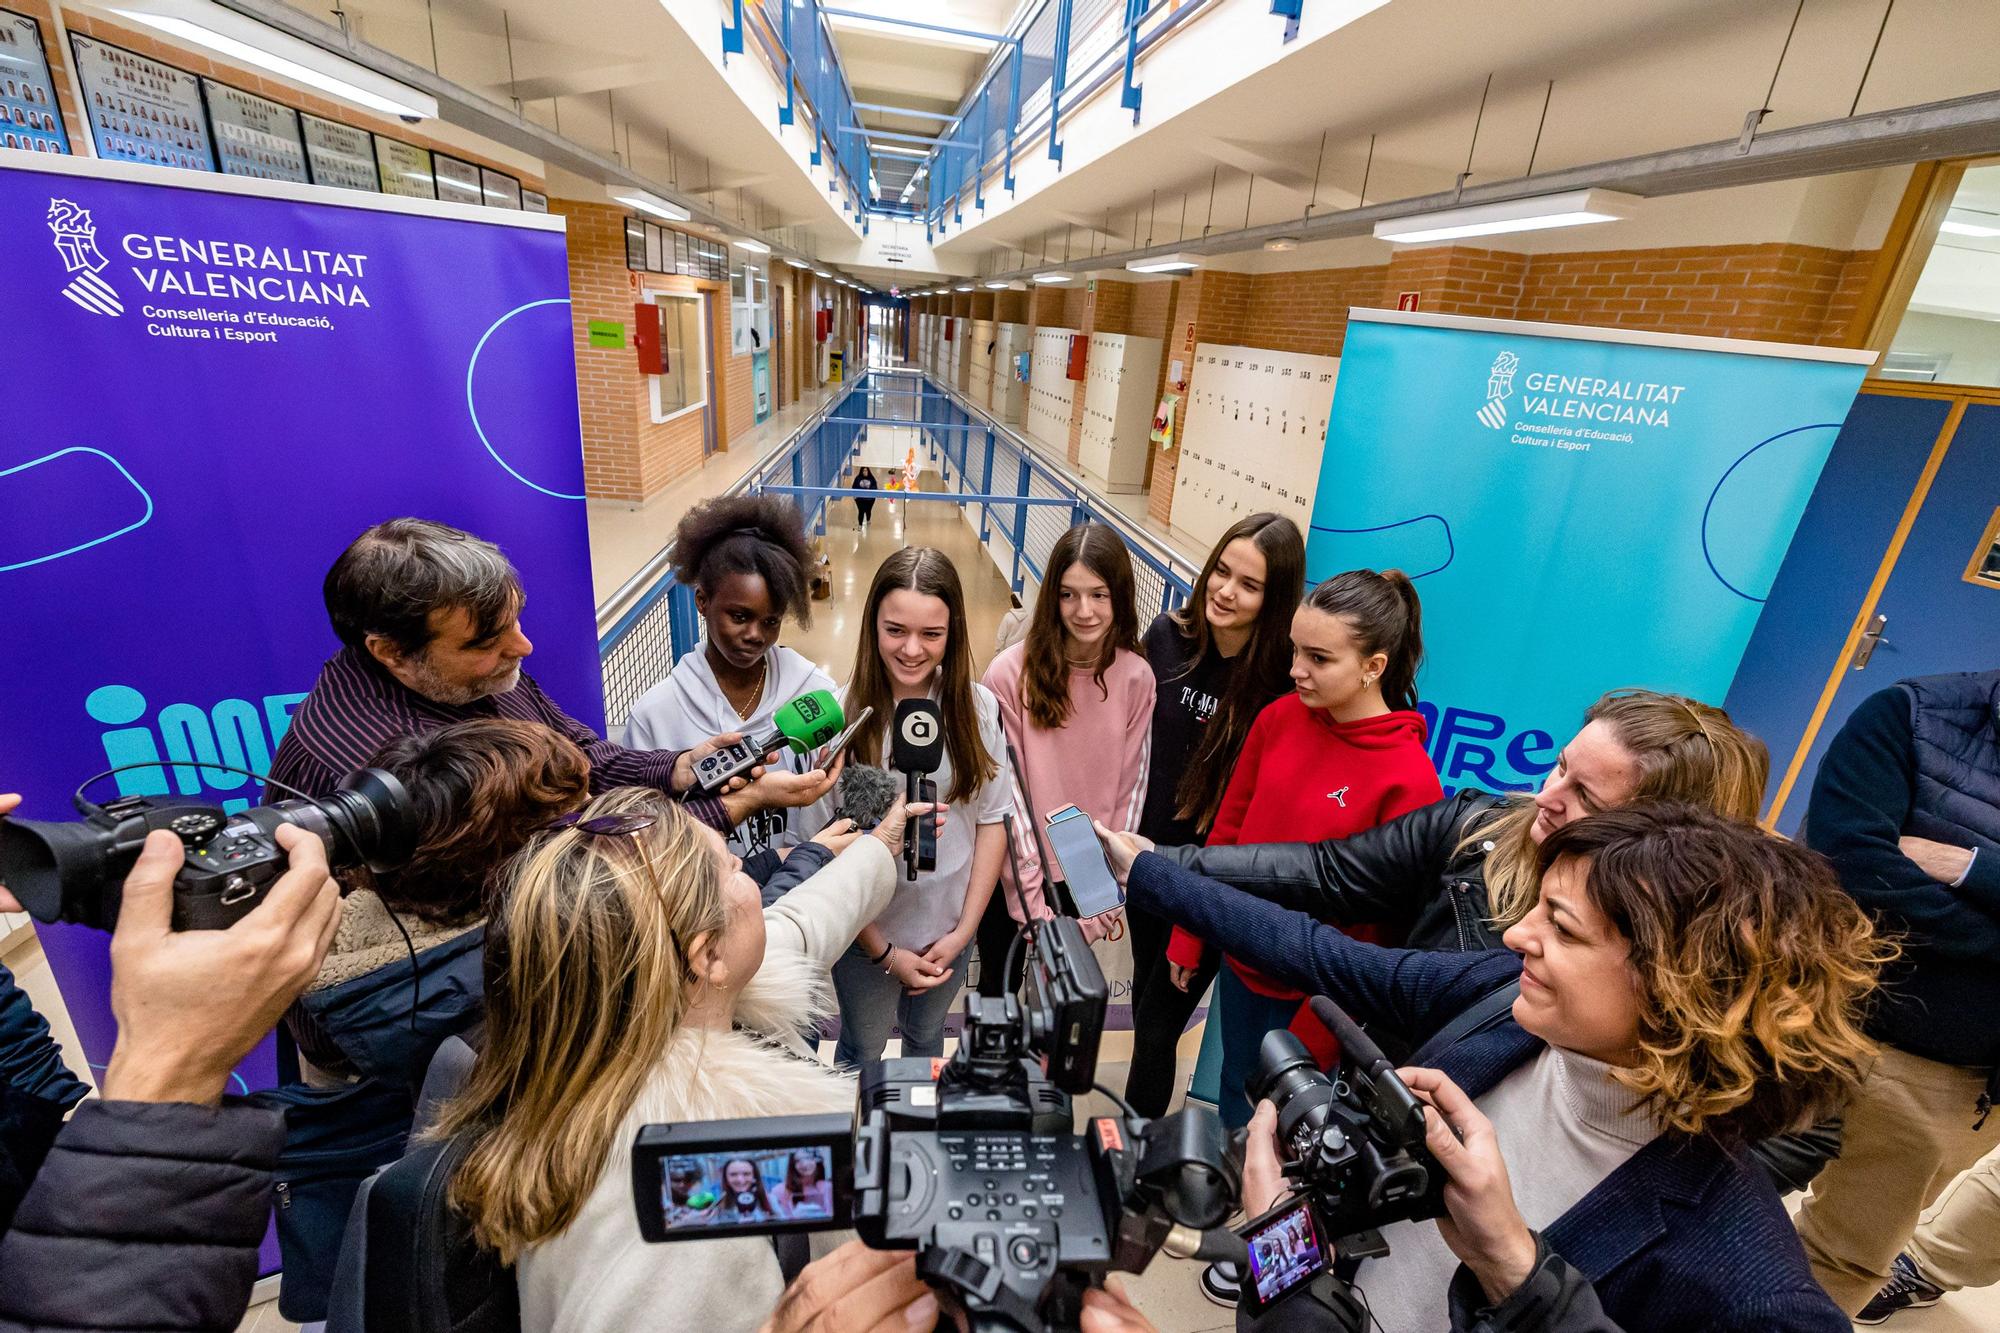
979, 523, 1153, 993
802, 546, 1013, 1066
1124, 512, 1304, 1117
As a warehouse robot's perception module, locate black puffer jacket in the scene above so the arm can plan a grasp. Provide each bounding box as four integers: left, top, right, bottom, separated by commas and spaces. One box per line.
1162, 789, 1511, 952
0, 1098, 285, 1331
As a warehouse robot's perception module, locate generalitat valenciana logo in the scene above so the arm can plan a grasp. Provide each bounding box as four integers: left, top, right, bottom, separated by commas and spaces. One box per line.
48, 198, 123, 317
1477, 349, 1517, 430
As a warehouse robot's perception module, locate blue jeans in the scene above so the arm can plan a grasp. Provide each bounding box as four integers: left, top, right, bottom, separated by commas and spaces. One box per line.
1216, 966, 1304, 1130
832, 943, 971, 1069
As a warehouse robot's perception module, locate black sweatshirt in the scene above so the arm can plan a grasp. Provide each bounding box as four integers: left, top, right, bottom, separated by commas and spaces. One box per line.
1804, 685, 2000, 1067
1139, 614, 1238, 847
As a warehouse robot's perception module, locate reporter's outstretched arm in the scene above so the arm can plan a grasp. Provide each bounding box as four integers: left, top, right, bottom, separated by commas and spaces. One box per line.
0, 826, 339, 1332
1125, 852, 1518, 1043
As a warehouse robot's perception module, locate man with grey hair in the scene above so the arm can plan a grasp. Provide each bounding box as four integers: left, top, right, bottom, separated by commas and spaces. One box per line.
268, 518, 833, 831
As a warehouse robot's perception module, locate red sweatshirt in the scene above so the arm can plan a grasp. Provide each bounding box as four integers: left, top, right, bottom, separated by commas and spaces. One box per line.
1167, 695, 1442, 995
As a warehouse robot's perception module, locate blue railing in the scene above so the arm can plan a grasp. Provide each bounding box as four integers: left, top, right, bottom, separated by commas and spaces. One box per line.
594, 367, 1197, 727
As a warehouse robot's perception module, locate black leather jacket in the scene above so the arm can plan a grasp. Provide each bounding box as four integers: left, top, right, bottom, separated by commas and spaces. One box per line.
1163, 789, 1512, 952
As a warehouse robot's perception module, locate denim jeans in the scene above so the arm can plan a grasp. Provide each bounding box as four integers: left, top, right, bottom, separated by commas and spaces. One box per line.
832, 942, 972, 1069
1215, 965, 1305, 1130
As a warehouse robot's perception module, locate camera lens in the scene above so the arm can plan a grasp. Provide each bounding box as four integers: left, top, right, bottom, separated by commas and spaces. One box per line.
1250, 1029, 1339, 1151
262, 767, 416, 875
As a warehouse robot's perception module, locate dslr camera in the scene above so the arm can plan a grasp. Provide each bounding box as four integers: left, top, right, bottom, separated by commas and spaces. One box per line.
1232, 996, 1449, 1316
0, 764, 414, 932
631, 917, 1243, 1332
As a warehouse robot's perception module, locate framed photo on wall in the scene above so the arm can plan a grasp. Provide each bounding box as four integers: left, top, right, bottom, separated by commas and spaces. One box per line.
202, 78, 308, 183
374, 134, 436, 198
0, 8, 70, 154
432, 152, 482, 206
69, 33, 211, 171
479, 166, 521, 209
301, 112, 378, 191
521, 188, 548, 213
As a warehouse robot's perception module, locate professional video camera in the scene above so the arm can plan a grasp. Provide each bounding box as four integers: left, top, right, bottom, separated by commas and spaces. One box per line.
0, 763, 414, 932
631, 914, 1245, 1332
1231, 995, 1449, 1315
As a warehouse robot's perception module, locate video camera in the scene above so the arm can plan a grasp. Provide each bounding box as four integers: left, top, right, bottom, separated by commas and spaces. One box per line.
1232, 995, 1449, 1316
0, 763, 414, 932
631, 916, 1243, 1332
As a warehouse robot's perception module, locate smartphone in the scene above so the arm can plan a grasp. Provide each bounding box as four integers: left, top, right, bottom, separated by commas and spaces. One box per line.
631, 1114, 854, 1243
1237, 1195, 1330, 1315
810, 704, 874, 770
1042, 803, 1124, 920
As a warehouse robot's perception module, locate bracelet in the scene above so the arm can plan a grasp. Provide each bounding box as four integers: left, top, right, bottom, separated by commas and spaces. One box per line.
869, 941, 894, 967
878, 947, 898, 974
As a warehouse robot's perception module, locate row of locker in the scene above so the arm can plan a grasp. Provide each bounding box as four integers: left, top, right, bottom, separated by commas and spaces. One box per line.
1172, 342, 1339, 553
1025, 327, 1080, 454
1076, 332, 1162, 494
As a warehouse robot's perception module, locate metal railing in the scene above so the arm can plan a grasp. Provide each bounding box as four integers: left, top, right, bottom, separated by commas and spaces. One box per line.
593, 365, 1198, 727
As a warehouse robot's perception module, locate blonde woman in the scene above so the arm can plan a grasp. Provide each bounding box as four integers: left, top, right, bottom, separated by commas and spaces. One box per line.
431, 788, 930, 1333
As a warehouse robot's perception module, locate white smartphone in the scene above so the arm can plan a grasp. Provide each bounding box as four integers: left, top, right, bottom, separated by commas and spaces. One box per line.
1043, 803, 1125, 920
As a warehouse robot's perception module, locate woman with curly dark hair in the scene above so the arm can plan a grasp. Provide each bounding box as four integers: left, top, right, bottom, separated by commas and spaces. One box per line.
623, 494, 833, 856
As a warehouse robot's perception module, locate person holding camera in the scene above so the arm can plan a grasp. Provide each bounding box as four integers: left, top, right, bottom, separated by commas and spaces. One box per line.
1104, 804, 1883, 1332
0, 820, 340, 1332
430, 786, 936, 1333
269, 518, 835, 832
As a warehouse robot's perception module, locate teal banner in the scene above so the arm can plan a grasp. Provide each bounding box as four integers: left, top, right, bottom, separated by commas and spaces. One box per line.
1310, 309, 1872, 793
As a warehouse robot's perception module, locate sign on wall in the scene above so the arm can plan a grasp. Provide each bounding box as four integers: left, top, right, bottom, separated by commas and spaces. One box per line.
0, 153, 592, 1092
300, 112, 378, 191
374, 134, 436, 198
202, 78, 308, 183
1309, 309, 1872, 794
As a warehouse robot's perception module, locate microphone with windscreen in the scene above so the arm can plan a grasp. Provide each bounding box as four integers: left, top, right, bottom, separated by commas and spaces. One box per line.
891, 698, 944, 879
832, 763, 900, 829
692, 689, 845, 794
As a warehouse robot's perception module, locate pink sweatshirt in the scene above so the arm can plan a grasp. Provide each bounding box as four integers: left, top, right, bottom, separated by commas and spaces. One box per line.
982, 641, 1155, 922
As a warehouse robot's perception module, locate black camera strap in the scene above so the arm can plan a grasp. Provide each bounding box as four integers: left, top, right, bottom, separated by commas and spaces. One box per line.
1407, 979, 1521, 1070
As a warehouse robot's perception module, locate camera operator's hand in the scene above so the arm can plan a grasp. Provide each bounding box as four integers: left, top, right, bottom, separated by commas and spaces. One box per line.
1091, 820, 1153, 889
0, 791, 22, 913
759, 1240, 938, 1333
1398, 1066, 1538, 1305
674, 732, 759, 795
812, 818, 864, 855
723, 753, 846, 826
890, 940, 956, 995
1080, 1276, 1158, 1333
102, 826, 339, 1105
870, 799, 946, 860
1242, 1099, 1291, 1217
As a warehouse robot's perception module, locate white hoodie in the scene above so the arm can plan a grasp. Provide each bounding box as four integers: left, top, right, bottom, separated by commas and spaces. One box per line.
622, 640, 836, 855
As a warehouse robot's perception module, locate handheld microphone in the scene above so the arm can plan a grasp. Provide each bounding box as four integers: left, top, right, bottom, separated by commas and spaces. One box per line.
890, 699, 944, 879
832, 763, 900, 829
693, 689, 845, 794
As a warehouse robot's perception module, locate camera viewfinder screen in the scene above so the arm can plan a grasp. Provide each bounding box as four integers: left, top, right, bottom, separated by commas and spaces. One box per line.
1246, 1200, 1326, 1305
662, 1147, 842, 1230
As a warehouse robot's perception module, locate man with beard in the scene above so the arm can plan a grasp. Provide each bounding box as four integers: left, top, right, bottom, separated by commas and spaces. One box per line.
268, 518, 832, 831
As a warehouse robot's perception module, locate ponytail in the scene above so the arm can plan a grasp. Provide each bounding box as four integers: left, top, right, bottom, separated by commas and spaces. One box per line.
1303, 568, 1424, 712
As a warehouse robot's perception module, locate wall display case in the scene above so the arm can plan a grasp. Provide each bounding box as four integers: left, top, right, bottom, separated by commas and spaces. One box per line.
1077, 332, 1163, 494
0, 9, 69, 153
301, 112, 377, 191
70, 34, 210, 170
432, 152, 482, 205
479, 166, 521, 209
375, 135, 436, 198
1173, 342, 1338, 551
202, 78, 307, 182
1026, 327, 1080, 455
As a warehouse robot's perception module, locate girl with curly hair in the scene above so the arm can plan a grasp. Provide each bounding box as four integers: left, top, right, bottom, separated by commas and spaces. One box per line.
1110, 802, 1892, 1332
623, 494, 834, 857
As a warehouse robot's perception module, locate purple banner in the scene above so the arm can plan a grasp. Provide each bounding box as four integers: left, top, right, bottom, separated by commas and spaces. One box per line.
0, 152, 595, 1095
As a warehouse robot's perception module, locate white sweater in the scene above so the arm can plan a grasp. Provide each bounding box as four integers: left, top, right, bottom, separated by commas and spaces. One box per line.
516, 836, 896, 1333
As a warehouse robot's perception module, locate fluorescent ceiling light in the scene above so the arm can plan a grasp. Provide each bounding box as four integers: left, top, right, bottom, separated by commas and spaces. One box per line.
1941, 215, 2000, 238
1033, 272, 1072, 284
954, 284, 974, 292
1127, 252, 1201, 274
1264, 237, 1300, 252
608, 186, 690, 222
735, 238, 772, 254
785, 258, 811, 269
1373, 189, 1638, 244
106, 0, 436, 120
814, 269, 832, 278
873, 145, 929, 159
983, 280, 1010, 289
